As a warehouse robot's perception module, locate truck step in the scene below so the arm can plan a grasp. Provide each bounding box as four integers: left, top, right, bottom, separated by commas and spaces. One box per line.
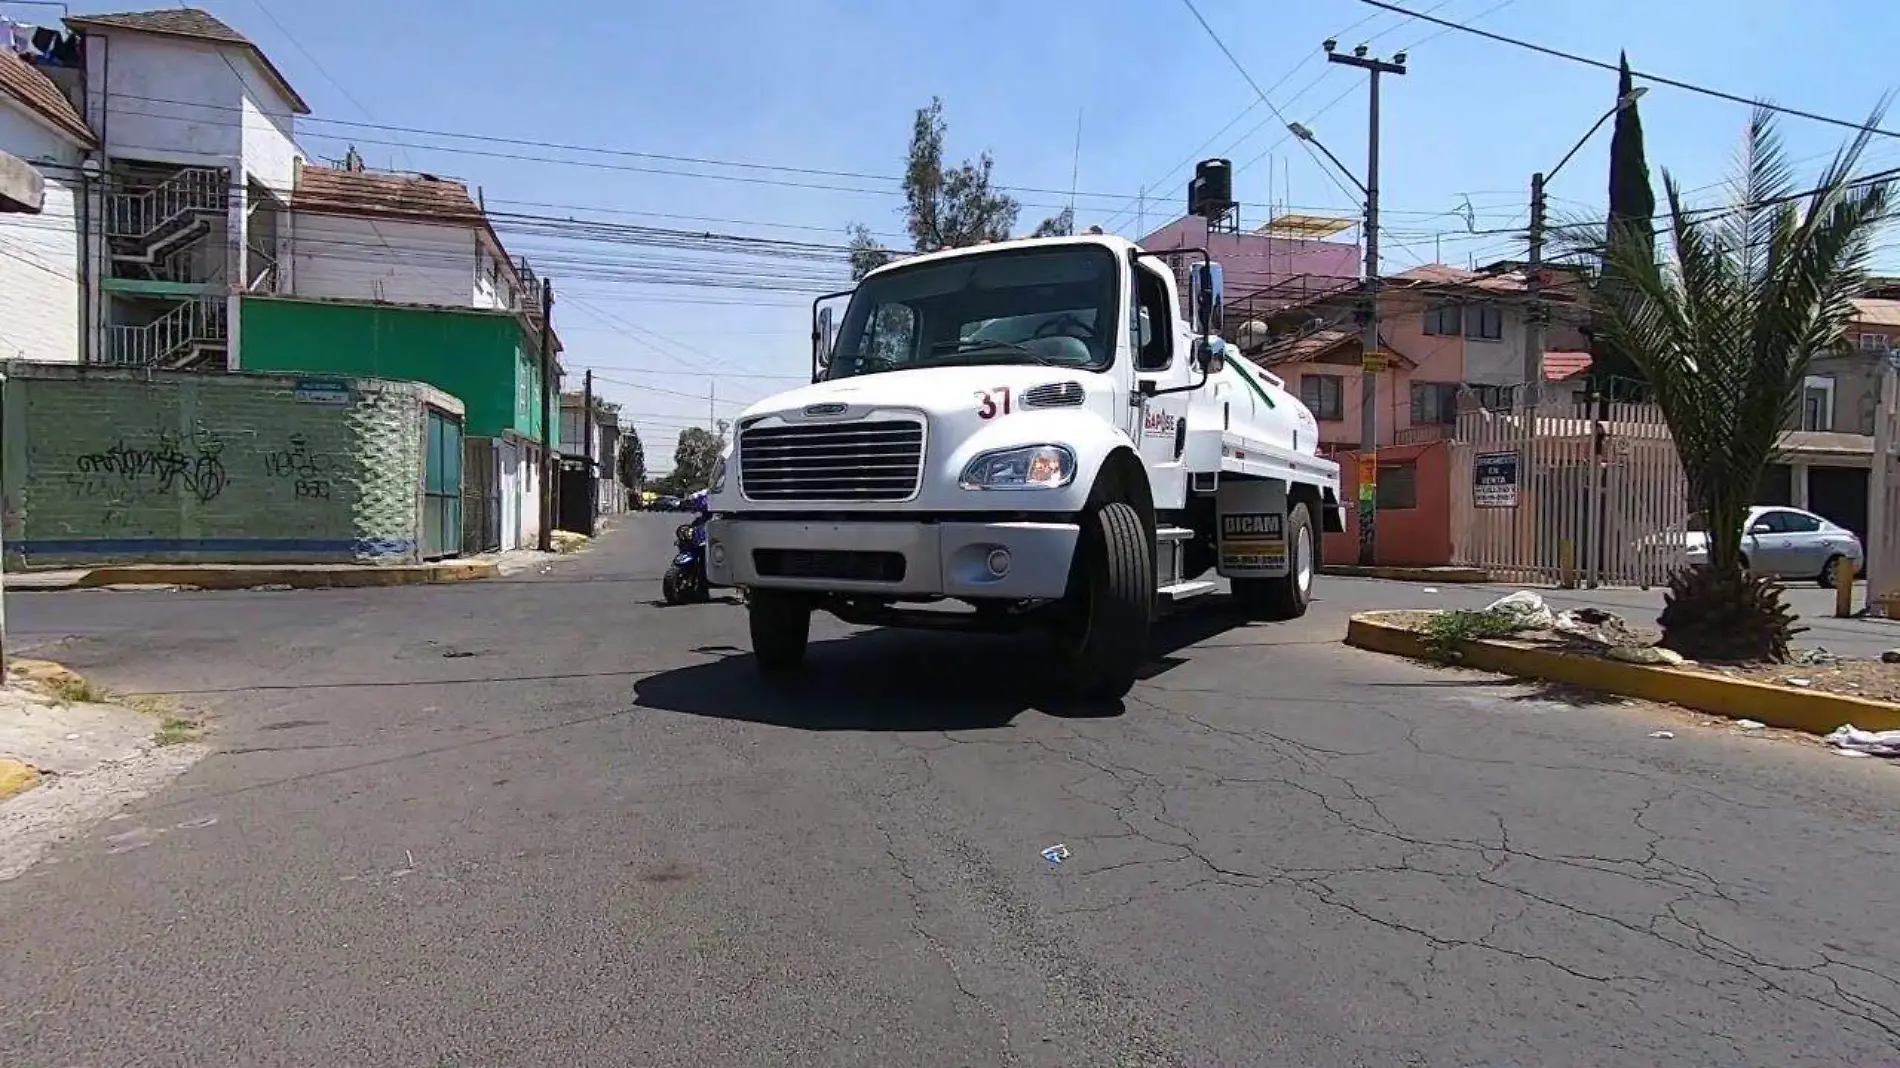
1156, 525, 1195, 543
1156, 579, 1219, 603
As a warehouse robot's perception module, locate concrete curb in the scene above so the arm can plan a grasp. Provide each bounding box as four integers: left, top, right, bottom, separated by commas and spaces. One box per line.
1344, 610, 1900, 735
69, 561, 498, 591
1323, 565, 1492, 583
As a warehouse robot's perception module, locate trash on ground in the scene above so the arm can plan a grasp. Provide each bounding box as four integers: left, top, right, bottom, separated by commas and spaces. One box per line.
1421, 587, 1439, 594
1793, 646, 1840, 665
1648, 729, 1675, 739
1883, 649, 1900, 665
1785, 677, 1813, 688
1734, 719, 1767, 731
1484, 590, 1556, 630
1608, 644, 1687, 666
1040, 843, 1071, 865
1825, 724, 1900, 758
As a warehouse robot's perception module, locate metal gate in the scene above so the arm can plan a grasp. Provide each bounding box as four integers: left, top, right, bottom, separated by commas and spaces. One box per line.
422, 410, 464, 560
557, 454, 596, 535
1449, 392, 1689, 587
461, 437, 501, 554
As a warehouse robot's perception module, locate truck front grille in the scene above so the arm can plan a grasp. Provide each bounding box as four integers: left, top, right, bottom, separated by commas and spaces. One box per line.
739, 419, 924, 502
753, 548, 907, 583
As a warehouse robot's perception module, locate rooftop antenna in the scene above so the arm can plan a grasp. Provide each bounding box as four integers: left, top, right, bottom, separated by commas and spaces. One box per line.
1068, 108, 1083, 224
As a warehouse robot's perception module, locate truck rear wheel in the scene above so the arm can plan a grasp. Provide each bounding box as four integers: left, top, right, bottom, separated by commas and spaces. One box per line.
1060, 500, 1154, 701
748, 590, 811, 675
1231, 502, 1315, 621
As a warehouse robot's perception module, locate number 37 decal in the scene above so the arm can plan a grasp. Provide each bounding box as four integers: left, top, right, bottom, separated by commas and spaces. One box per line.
976, 387, 1013, 419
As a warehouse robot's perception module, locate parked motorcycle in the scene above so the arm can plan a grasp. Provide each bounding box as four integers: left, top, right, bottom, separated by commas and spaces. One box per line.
662, 518, 710, 605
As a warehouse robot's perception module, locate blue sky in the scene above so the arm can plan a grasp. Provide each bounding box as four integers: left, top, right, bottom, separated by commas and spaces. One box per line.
34, 0, 1900, 465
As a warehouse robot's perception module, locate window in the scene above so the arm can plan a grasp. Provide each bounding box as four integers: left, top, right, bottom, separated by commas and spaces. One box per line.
1131, 262, 1174, 372
1410, 382, 1461, 425
1423, 304, 1461, 336
1859, 332, 1890, 352
1300, 374, 1345, 420
1759, 510, 1822, 534
828, 245, 1118, 379
1464, 303, 1503, 341
1801, 375, 1834, 431
1377, 461, 1417, 509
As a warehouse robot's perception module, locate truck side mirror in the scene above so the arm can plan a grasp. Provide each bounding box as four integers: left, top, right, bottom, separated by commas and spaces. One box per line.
1194, 336, 1227, 375
1189, 262, 1224, 337
812, 306, 835, 381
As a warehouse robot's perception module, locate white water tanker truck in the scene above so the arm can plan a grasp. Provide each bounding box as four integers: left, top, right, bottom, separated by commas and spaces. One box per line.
703, 232, 1345, 700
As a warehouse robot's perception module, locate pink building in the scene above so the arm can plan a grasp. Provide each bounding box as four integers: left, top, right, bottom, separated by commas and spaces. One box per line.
1135, 215, 1361, 317
1242, 264, 1593, 451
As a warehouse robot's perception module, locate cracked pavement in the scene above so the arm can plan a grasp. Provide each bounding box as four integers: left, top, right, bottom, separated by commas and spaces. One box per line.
3, 513, 1899, 1066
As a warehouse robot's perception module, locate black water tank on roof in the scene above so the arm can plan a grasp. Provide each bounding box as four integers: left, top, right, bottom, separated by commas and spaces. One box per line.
1189, 158, 1234, 219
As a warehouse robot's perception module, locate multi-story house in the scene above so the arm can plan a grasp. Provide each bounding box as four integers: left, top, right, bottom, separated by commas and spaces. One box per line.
559, 392, 627, 521
1758, 295, 1900, 542
1242, 263, 1592, 452
0, 7, 560, 552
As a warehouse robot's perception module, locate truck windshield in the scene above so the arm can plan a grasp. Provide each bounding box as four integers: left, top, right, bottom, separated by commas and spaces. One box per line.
826, 244, 1120, 380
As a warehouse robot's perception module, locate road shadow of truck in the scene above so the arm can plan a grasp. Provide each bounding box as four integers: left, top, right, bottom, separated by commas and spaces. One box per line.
631, 599, 1269, 732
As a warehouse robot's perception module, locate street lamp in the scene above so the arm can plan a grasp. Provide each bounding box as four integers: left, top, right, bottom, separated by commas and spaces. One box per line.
1522, 87, 1649, 390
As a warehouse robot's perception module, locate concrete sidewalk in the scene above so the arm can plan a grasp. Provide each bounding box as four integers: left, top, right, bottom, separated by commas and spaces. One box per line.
1, 554, 549, 592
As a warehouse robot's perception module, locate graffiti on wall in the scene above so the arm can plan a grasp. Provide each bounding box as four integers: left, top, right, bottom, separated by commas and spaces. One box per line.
263, 434, 338, 502
67, 428, 229, 505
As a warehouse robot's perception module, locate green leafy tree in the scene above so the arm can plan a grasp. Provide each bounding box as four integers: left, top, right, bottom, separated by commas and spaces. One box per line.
617, 428, 645, 491
1594, 106, 1893, 661
847, 97, 1072, 280
670, 425, 724, 492
1592, 52, 1658, 396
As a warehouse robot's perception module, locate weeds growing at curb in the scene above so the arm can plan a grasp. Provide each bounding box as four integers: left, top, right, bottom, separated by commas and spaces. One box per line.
1419, 610, 1525, 663
48, 675, 108, 705
153, 717, 202, 747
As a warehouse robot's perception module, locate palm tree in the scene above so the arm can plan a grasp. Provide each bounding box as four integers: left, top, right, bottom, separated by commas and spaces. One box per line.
1593, 106, 1894, 662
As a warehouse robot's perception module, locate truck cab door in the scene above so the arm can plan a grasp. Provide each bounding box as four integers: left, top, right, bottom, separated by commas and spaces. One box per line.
1129, 260, 1194, 510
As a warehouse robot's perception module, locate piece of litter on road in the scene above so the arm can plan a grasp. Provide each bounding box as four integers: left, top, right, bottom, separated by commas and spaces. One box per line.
1421, 587, 1439, 594
1785, 677, 1813, 688
1826, 724, 1900, 758
1735, 719, 1767, 731
1040, 843, 1070, 865
405, 849, 415, 868
1648, 730, 1675, 739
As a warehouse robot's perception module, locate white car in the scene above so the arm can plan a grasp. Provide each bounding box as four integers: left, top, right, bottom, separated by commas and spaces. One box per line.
1684, 506, 1864, 588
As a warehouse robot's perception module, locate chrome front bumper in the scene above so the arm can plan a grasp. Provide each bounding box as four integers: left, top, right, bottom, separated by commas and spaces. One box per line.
705, 517, 1080, 600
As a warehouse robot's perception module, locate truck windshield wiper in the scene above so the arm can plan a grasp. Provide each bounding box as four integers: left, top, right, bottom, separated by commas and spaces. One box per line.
924, 339, 1063, 366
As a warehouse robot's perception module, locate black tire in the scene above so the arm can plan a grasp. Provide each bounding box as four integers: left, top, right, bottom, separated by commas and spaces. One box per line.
1231, 502, 1315, 621
748, 590, 811, 675
1820, 554, 1846, 589
1060, 501, 1154, 701
661, 568, 683, 605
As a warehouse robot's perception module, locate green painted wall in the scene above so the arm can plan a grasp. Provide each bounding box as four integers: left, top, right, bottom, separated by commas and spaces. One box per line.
1, 363, 463, 568
240, 296, 545, 439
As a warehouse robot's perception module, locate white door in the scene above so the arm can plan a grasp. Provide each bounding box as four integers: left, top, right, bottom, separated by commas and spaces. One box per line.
1129, 262, 1195, 511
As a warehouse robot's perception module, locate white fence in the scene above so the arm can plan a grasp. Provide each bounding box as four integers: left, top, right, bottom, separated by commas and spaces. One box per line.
1867, 365, 1900, 616
1449, 393, 1690, 588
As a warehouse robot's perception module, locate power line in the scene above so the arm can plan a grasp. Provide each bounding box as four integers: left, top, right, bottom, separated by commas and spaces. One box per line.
1175, 0, 1363, 206
1359, 0, 1900, 140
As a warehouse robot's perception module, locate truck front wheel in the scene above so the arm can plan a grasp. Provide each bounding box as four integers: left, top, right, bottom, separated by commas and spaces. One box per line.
1231, 502, 1315, 621
748, 590, 811, 675
1059, 500, 1155, 701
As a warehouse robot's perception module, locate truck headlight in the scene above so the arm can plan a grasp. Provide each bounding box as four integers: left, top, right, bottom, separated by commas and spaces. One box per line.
959, 444, 1075, 490
709, 457, 727, 494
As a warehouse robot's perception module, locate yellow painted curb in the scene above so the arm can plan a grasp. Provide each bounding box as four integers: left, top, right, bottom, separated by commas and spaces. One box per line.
74, 561, 499, 591
0, 758, 40, 801
1323, 565, 1492, 583
1345, 611, 1900, 735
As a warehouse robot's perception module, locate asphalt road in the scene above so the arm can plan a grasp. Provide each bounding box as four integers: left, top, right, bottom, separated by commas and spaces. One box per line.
5, 513, 1900, 1067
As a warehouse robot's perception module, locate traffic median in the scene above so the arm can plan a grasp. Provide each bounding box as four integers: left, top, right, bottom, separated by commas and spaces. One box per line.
1345, 600, 1900, 736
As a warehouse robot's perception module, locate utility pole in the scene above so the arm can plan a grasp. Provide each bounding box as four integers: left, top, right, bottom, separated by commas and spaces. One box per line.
1522, 171, 1548, 394
537, 278, 555, 552
708, 380, 716, 431
1325, 44, 1407, 566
